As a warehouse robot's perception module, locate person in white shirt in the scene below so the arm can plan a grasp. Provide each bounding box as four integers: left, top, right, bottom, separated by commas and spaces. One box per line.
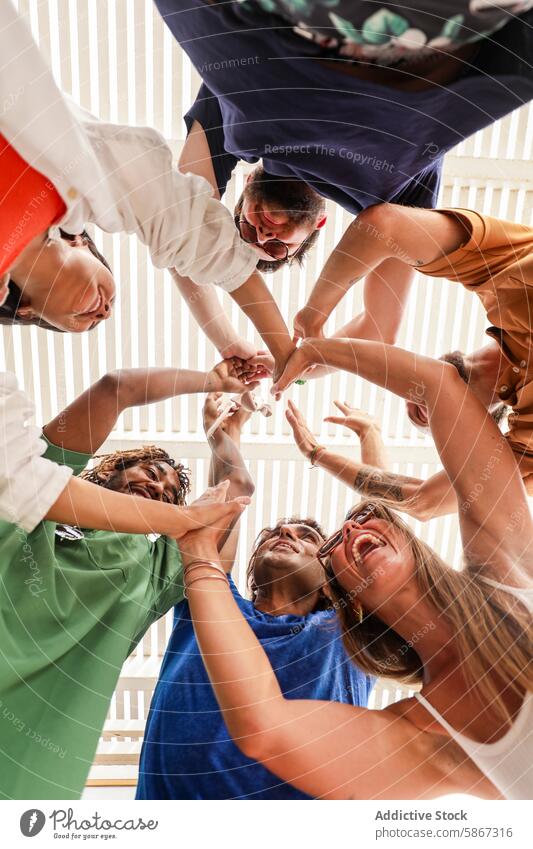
0, 2, 294, 371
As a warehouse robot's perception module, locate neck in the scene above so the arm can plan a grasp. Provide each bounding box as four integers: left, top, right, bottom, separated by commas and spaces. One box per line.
254, 580, 323, 617
465, 342, 504, 408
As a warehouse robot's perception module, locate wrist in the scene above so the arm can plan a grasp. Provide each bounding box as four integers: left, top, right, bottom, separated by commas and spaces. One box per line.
301, 339, 321, 368
181, 538, 219, 565
309, 444, 327, 465
359, 423, 381, 439
301, 305, 325, 333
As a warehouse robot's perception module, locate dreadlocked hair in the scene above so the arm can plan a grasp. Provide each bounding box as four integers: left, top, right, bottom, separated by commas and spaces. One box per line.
81, 445, 190, 506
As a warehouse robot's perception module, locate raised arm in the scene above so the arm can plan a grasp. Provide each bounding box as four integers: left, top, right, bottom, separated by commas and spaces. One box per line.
204, 394, 254, 570
230, 271, 295, 381
175, 117, 294, 372
43, 362, 256, 455
293, 204, 468, 340
287, 399, 457, 520
45, 475, 247, 540
276, 339, 533, 582
332, 259, 414, 345
173, 121, 259, 359
181, 529, 474, 800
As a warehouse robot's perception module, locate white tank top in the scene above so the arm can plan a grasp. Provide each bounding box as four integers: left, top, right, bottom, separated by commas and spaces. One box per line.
415, 579, 533, 800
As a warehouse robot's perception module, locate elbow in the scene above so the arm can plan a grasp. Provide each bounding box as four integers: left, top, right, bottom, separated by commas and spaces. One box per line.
232, 474, 255, 498
98, 370, 136, 409
406, 489, 440, 523
409, 501, 433, 524
227, 711, 285, 764
356, 202, 395, 242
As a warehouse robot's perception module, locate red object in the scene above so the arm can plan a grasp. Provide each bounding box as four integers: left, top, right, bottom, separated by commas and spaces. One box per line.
0, 133, 66, 274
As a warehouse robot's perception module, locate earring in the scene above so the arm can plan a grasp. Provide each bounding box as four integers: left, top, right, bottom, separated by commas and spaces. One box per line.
356, 605, 364, 624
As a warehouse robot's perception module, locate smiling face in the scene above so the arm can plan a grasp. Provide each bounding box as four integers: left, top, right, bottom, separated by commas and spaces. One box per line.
249, 519, 327, 602
325, 505, 417, 610
239, 195, 320, 263
104, 460, 184, 505
9, 234, 116, 332
235, 167, 327, 266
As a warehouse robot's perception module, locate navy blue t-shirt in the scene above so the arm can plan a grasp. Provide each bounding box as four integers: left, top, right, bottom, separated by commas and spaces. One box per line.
136, 577, 374, 799
156, 0, 533, 213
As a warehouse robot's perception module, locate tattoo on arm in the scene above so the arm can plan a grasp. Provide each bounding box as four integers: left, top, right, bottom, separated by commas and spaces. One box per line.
354, 466, 413, 503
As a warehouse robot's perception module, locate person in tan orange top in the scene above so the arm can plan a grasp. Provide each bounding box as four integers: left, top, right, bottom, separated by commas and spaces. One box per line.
292, 203, 533, 519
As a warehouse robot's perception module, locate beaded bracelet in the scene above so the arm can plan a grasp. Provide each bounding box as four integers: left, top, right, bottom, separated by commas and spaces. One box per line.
308, 444, 326, 467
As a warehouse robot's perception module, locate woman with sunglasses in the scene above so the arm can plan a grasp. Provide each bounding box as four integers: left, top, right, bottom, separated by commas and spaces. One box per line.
178, 337, 532, 799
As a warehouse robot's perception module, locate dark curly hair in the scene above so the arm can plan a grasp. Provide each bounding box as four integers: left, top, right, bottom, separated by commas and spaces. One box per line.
234, 166, 325, 273
81, 445, 190, 506
0, 229, 112, 331
246, 516, 328, 606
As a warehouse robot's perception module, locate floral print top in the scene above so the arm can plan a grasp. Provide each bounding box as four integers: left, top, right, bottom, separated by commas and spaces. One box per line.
244, 0, 533, 64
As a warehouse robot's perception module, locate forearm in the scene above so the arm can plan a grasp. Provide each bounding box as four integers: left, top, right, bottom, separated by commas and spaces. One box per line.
313, 450, 424, 517
208, 427, 254, 498
171, 270, 240, 355
109, 367, 222, 408
186, 550, 283, 728
230, 271, 294, 364
359, 424, 388, 469
45, 475, 197, 537
304, 216, 392, 329
308, 338, 447, 408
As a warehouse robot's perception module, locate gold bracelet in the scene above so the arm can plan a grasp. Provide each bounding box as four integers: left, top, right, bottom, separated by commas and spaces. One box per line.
183, 559, 226, 578
183, 572, 229, 599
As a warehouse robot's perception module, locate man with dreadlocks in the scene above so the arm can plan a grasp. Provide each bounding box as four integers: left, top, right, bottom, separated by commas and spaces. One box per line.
136, 393, 374, 800
0, 359, 253, 801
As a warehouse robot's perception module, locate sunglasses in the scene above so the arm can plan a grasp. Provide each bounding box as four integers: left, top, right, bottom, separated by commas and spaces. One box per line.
317, 505, 376, 568
235, 215, 310, 262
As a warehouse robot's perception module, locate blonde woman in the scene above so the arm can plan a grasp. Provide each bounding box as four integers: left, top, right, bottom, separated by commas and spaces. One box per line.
178, 338, 532, 800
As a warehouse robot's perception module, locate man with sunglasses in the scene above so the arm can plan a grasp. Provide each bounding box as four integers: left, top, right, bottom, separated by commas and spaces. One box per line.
136, 396, 374, 800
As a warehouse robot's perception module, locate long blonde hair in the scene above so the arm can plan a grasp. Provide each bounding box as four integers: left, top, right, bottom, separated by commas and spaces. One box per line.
327, 500, 533, 724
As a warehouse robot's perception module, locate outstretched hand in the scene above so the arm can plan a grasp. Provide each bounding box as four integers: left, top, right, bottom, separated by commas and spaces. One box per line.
324, 401, 381, 437
285, 400, 319, 459
178, 481, 250, 548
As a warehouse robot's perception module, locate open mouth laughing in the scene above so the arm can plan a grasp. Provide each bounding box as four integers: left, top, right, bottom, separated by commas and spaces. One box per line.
349, 532, 386, 566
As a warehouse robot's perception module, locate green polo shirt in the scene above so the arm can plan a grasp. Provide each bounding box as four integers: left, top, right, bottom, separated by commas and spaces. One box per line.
0, 439, 184, 800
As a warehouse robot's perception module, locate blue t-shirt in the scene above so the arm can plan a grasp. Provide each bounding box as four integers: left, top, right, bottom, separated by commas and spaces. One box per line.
136, 577, 374, 799
156, 0, 533, 213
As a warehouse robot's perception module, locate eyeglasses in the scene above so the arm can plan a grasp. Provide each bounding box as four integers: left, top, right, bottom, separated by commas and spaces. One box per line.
317, 505, 376, 567
235, 214, 311, 263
